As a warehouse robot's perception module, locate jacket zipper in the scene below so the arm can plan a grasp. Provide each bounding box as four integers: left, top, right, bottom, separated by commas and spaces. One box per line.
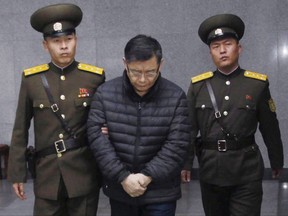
132, 101, 142, 172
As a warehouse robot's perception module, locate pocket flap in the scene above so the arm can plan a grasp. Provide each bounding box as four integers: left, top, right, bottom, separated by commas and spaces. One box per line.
33, 100, 50, 109
195, 99, 213, 109
74, 98, 91, 107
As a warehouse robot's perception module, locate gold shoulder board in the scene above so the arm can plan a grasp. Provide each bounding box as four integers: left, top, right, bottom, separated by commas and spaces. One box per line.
191, 71, 214, 83
244, 71, 267, 81
24, 64, 49, 76
78, 63, 104, 75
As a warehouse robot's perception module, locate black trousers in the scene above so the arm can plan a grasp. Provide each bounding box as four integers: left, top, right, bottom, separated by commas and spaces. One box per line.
200, 180, 263, 216
110, 199, 177, 216
33, 176, 100, 216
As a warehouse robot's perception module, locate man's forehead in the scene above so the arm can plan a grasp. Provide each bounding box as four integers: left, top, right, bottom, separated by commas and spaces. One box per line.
210, 37, 238, 45
46, 32, 76, 39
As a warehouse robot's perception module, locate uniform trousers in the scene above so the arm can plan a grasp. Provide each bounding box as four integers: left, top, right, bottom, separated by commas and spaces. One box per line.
110, 198, 177, 216
33, 176, 100, 216
200, 180, 263, 216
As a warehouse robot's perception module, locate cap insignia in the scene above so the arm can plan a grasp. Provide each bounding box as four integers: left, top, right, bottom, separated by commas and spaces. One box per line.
215, 28, 223, 36
53, 22, 62, 31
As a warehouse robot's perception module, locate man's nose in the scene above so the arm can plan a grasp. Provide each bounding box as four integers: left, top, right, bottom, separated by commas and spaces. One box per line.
139, 73, 146, 82
219, 44, 226, 53
60, 41, 68, 49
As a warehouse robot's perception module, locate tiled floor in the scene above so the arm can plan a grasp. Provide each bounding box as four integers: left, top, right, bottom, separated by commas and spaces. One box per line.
0, 179, 285, 216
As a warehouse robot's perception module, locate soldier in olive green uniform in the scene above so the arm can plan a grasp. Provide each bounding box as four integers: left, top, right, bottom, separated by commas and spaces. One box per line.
8, 3, 105, 216
182, 14, 284, 216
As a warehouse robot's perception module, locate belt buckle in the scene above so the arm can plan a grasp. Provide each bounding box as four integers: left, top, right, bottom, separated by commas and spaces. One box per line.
215, 111, 221, 119
51, 104, 59, 112
54, 139, 66, 157
217, 140, 227, 152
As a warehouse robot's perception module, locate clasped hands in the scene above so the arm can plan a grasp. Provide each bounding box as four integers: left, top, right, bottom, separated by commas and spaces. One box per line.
121, 173, 152, 198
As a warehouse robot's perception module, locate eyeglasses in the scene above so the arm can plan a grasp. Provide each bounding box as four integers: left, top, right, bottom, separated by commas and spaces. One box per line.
127, 65, 160, 79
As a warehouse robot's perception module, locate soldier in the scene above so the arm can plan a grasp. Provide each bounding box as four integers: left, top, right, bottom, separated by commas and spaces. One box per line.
8, 3, 105, 216
182, 14, 284, 216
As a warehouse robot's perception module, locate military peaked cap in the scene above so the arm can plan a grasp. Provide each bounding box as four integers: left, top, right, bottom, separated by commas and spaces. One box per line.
198, 14, 245, 45
30, 3, 82, 37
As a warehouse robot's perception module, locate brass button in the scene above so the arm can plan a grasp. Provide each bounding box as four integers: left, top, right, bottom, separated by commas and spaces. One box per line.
60, 75, 65, 81
60, 95, 65, 100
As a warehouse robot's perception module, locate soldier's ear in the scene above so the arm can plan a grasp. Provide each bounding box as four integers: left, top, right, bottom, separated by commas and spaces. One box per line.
237, 43, 242, 55
159, 58, 164, 72
123, 57, 128, 71
42, 40, 48, 51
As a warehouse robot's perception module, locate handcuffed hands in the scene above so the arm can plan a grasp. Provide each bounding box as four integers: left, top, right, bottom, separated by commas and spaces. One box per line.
121, 173, 152, 197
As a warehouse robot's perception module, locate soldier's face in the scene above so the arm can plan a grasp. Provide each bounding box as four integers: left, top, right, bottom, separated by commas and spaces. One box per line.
124, 55, 163, 97
209, 37, 242, 73
43, 33, 77, 67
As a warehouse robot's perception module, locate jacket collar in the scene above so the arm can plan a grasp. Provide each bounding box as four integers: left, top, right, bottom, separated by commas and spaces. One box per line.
49, 60, 78, 74
215, 66, 244, 79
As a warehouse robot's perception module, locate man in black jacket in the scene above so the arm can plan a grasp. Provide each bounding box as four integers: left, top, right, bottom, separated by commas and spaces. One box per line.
182, 14, 284, 216
87, 34, 191, 216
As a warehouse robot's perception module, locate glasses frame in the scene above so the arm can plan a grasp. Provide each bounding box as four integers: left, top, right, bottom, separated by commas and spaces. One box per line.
126, 63, 161, 79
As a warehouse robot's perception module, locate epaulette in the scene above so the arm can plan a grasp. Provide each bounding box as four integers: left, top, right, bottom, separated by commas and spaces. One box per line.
191, 71, 214, 83
23, 64, 49, 76
78, 63, 104, 75
244, 70, 267, 81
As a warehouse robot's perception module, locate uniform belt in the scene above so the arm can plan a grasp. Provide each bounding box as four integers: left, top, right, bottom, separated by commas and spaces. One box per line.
36, 137, 87, 158
202, 136, 255, 152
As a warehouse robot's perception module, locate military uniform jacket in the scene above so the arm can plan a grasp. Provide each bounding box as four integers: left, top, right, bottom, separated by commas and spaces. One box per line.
8, 60, 105, 200
187, 67, 283, 186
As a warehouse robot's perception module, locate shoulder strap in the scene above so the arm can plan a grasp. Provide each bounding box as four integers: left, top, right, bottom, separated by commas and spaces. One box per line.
24, 64, 49, 76
78, 63, 104, 75
40, 74, 76, 138
205, 80, 221, 119
191, 71, 213, 83
244, 71, 267, 81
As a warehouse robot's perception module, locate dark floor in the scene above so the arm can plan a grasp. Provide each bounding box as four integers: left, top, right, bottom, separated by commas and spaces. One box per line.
0, 179, 287, 216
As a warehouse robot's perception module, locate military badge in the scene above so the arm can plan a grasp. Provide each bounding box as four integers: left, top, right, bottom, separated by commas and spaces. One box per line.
78, 88, 90, 98
53, 22, 62, 31
245, 95, 252, 100
268, 98, 276, 112
215, 28, 223, 36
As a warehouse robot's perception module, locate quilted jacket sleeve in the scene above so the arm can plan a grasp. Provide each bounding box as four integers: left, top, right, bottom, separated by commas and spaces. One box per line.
140, 91, 191, 182
87, 87, 130, 183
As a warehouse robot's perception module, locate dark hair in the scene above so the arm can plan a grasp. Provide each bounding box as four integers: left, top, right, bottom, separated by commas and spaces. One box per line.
124, 34, 162, 64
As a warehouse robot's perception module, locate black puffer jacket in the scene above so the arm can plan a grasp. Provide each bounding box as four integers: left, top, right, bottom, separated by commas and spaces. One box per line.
87, 71, 191, 205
